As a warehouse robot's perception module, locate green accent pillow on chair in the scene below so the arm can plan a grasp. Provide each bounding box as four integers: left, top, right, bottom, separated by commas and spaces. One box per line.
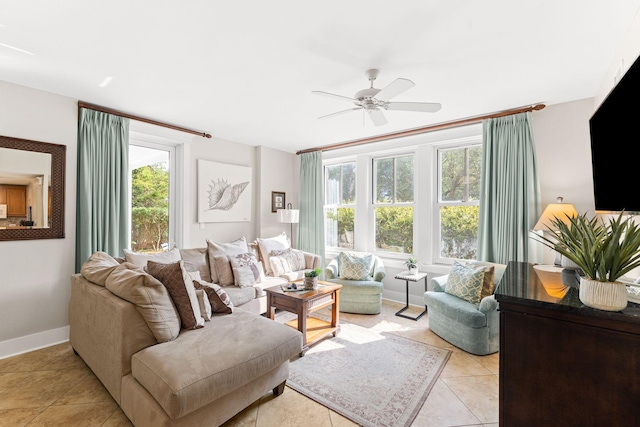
339, 252, 373, 281
444, 261, 487, 305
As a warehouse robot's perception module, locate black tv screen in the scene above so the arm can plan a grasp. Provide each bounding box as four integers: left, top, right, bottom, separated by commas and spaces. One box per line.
589, 54, 640, 213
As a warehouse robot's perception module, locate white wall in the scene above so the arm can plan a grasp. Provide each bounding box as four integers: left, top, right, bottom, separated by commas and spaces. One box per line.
0, 81, 77, 356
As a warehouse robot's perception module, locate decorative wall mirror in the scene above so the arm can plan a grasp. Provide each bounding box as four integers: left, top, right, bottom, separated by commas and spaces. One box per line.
0, 135, 66, 241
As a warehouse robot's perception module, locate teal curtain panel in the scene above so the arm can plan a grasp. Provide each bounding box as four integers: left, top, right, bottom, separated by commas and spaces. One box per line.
76, 108, 130, 272
477, 112, 540, 264
298, 151, 325, 268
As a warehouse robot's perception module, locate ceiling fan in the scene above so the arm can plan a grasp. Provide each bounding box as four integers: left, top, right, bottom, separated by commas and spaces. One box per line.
312, 69, 441, 126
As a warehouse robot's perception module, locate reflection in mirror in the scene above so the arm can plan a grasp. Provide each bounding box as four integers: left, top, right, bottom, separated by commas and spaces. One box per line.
0, 135, 65, 241
0, 147, 52, 229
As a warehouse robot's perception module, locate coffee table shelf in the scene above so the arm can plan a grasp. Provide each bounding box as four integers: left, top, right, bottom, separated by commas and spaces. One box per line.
266, 282, 342, 356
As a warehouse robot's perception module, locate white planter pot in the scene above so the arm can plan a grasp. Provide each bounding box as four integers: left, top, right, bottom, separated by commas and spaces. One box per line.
579, 278, 627, 311
409, 267, 418, 275
304, 276, 318, 290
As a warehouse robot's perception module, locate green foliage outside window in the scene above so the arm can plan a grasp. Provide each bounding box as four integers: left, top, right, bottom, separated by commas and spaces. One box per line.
440, 205, 479, 259
131, 163, 169, 252
375, 207, 413, 253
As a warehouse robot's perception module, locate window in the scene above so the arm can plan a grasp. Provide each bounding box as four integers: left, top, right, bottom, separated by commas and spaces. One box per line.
129, 142, 176, 253
373, 154, 414, 254
324, 162, 356, 249
436, 144, 481, 260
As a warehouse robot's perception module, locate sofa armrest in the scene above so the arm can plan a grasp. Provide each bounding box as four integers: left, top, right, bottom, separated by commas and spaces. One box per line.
431, 275, 449, 293
479, 294, 499, 313
372, 258, 386, 282
325, 257, 339, 280
303, 251, 322, 270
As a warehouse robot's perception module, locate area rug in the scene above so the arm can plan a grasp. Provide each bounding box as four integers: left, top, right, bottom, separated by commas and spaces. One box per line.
284, 317, 451, 427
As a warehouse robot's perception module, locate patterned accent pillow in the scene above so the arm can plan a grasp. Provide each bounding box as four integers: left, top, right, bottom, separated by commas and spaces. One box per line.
445, 261, 487, 305
206, 237, 249, 283
147, 260, 205, 329
339, 252, 373, 281
256, 233, 290, 276
465, 262, 496, 299
271, 248, 306, 272
230, 252, 265, 288
194, 280, 234, 314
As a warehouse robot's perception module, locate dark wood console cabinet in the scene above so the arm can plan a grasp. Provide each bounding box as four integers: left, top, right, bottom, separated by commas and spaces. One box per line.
495, 262, 640, 426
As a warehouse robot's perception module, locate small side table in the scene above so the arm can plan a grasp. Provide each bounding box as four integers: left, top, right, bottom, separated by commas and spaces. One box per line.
395, 271, 428, 320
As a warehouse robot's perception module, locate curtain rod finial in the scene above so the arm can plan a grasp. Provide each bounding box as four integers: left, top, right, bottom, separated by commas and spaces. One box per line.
204, 133, 212, 138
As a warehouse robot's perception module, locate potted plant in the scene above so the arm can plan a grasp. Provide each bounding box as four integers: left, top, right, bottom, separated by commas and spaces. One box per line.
404, 257, 421, 275
535, 211, 640, 311
304, 267, 322, 290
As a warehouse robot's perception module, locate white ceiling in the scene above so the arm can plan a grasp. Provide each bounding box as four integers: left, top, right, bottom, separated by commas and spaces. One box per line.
2, 1, 639, 154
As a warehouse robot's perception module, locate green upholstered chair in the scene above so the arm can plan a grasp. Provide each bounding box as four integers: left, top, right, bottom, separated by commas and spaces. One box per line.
325, 253, 385, 314
423, 262, 506, 355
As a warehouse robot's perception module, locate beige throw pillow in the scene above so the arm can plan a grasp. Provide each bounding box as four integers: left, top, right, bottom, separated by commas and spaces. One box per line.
80, 251, 121, 286
206, 237, 249, 283
195, 289, 212, 321
147, 260, 205, 330
256, 232, 290, 276
123, 248, 181, 269
105, 263, 181, 343
194, 280, 234, 314
213, 254, 236, 286
179, 247, 212, 282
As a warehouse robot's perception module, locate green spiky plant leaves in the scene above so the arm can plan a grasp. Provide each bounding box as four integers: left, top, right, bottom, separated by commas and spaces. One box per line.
534, 212, 640, 283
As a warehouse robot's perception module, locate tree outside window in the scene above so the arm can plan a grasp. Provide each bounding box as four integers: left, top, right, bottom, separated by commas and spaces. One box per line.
131, 162, 169, 253
438, 145, 481, 260
373, 154, 414, 254
325, 162, 355, 249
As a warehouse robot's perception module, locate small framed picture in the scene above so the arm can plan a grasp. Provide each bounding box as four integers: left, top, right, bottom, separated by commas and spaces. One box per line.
272, 191, 285, 213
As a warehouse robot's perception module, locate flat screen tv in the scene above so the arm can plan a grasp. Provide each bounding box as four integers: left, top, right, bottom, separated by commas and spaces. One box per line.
589, 53, 640, 213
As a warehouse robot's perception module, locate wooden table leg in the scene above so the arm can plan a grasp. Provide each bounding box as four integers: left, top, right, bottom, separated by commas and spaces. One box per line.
332, 289, 340, 336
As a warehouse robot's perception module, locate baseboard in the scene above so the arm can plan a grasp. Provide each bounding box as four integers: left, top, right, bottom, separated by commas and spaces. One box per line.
0, 326, 70, 360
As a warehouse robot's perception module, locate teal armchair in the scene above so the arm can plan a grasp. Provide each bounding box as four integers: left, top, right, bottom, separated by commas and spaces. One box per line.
325, 253, 385, 314
423, 262, 506, 355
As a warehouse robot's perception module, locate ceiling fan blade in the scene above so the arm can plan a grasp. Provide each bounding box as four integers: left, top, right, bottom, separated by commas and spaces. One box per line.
387, 101, 442, 113
318, 108, 361, 120
367, 109, 388, 126
311, 91, 358, 103
375, 78, 415, 101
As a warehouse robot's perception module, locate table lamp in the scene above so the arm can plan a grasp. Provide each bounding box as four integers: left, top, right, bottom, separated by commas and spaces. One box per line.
533, 197, 578, 266
277, 203, 299, 248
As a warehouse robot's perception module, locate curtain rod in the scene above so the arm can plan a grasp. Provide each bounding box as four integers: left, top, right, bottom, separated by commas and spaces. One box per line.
78, 101, 212, 139
296, 103, 545, 155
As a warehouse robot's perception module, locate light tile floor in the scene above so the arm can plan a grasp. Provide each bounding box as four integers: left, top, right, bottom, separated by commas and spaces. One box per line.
0, 300, 499, 426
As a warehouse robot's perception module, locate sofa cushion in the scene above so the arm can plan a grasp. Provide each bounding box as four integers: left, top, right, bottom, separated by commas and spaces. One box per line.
423, 291, 488, 329
193, 280, 234, 314
147, 260, 205, 330
325, 278, 383, 295
256, 232, 290, 276
339, 252, 373, 281
80, 251, 121, 286
445, 261, 486, 305
131, 310, 302, 419
123, 248, 182, 269
221, 285, 256, 307
230, 252, 265, 288
179, 247, 212, 283
105, 262, 181, 343
269, 248, 305, 277
212, 254, 236, 286
206, 237, 249, 284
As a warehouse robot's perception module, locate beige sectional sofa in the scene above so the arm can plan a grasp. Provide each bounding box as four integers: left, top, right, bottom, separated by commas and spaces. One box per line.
69, 234, 320, 426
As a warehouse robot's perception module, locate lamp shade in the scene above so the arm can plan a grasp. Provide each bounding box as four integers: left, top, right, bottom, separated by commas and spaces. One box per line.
533, 197, 578, 231
277, 208, 299, 224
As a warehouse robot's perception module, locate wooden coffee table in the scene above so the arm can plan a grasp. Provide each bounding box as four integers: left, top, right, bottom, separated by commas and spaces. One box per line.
266, 281, 342, 356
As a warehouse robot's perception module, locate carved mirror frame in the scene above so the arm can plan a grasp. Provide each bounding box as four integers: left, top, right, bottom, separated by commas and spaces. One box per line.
0, 135, 66, 241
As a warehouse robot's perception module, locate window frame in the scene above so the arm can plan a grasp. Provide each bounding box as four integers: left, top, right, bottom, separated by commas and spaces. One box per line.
323, 159, 357, 251
433, 141, 483, 264
371, 153, 416, 256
